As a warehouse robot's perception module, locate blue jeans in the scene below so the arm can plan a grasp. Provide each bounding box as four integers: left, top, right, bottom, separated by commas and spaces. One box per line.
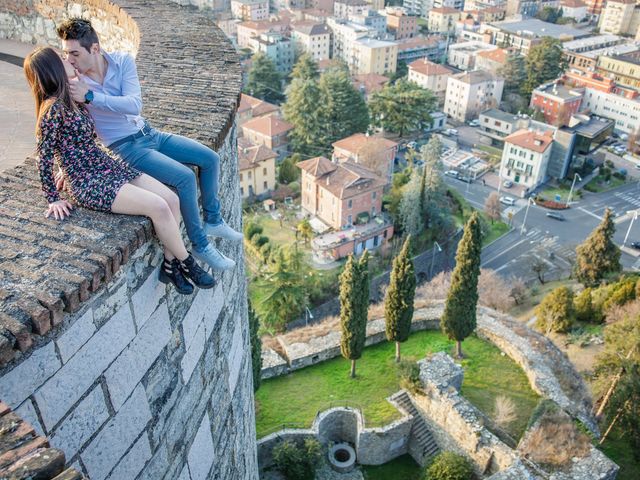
111, 127, 222, 252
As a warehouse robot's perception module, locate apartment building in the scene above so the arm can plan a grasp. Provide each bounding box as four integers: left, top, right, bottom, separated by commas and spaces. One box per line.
475, 47, 508, 74
351, 37, 398, 75
562, 34, 628, 72
334, 0, 369, 19
530, 82, 585, 126
500, 129, 554, 190
403, 0, 434, 18
291, 22, 332, 61
428, 7, 461, 33
327, 17, 374, 62
559, 0, 588, 21
384, 7, 419, 39
597, 54, 640, 90
237, 138, 278, 198
408, 58, 454, 99
230, 0, 269, 21
348, 9, 388, 37
599, 0, 640, 38
237, 19, 291, 49
241, 116, 294, 159
433, 0, 465, 9
447, 40, 497, 70
444, 70, 504, 122
247, 32, 295, 73
396, 35, 447, 63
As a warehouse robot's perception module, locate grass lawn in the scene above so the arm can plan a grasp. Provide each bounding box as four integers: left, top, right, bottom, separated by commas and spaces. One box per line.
539, 184, 574, 203
483, 221, 510, 246
361, 454, 423, 480
255, 330, 539, 440
477, 145, 503, 162
584, 175, 625, 193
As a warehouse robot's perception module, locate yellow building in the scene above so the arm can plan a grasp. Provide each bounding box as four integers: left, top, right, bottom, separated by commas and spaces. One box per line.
351, 37, 398, 75
597, 54, 640, 90
237, 138, 278, 198
428, 7, 461, 34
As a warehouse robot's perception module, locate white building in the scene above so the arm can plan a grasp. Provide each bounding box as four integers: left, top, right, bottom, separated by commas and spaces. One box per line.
230, 0, 269, 21
500, 129, 554, 190
559, 0, 588, 21
327, 17, 375, 62
444, 70, 504, 122
599, 0, 640, 38
291, 22, 332, 61
334, 0, 369, 19
403, 0, 434, 18
581, 87, 640, 134
408, 58, 454, 99
349, 9, 388, 37
447, 40, 497, 70
248, 32, 296, 73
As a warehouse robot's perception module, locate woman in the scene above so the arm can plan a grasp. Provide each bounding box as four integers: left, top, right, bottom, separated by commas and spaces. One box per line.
24, 46, 214, 295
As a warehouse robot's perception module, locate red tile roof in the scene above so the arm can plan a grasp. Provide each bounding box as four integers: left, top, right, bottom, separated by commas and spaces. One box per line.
242, 116, 294, 137
408, 58, 454, 76
332, 133, 399, 155
505, 129, 554, 153
237, 138, 278, 170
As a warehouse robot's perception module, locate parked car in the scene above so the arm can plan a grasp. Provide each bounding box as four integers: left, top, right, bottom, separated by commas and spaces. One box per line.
631, 241, 640, 250
503, 180, 513, 188
546, 212, 565, 221
500, 196, 516, 206
614, 146, 627, 155
468, 119, 480, 127
444, 128, 458, 136
444, 170, 459, 178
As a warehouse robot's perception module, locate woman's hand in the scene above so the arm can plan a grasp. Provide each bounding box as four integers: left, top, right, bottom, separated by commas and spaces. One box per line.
46, 200, 74, 220
54, 168, 66, 191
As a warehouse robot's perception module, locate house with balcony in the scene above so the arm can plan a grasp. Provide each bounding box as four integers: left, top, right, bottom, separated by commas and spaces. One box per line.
500, 129, 554, 193
297, 156, 394, 260
332, 133, 399, 182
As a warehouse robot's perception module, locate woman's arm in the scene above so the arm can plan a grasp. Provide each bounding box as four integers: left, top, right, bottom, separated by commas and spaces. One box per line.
36, 102, 63, 204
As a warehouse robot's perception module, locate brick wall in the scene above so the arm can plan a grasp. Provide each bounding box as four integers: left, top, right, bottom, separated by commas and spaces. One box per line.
0, 1, 258, 479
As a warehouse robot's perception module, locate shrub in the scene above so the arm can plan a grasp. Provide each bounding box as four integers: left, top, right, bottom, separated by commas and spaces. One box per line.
272, 439, 322, 480
253, 235, 270, 248
574, 288, 594, 323
244, 221, 263, 240
398, 360, 421, 394
494, 395, 517, 429
603, 277, 636, 311
425, 452, 474, 480
535, 286, 575, 334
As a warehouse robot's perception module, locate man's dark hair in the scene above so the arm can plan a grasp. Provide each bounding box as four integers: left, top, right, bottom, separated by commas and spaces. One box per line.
57, 18, 100, 52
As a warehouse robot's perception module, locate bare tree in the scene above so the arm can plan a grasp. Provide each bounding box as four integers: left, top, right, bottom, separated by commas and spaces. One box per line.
484, 192, 502, 224
531, 258, 549, 284
509, 277, 527, 305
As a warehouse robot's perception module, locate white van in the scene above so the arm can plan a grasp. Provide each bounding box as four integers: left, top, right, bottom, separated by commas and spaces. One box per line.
500, 196, 516, 206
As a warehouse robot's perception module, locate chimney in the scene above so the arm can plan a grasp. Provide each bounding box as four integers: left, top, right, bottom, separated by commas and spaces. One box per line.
326, 176, 330, 185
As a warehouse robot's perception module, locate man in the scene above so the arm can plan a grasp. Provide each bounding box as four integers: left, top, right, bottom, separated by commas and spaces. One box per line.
57, 18, 242, 271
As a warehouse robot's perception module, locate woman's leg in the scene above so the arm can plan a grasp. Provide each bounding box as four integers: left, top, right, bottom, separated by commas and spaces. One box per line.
111, 183, 188, 261
129, 173, 181, 224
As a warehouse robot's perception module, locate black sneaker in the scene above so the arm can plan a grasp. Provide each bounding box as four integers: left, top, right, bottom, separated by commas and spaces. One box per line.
159, 258, 194, 295
180, 254, 216, 289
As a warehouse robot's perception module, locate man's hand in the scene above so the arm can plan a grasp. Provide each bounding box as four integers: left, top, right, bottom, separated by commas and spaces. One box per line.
55, 168, 66, 191
46, 200, 74, 220
69, 79, 90, 103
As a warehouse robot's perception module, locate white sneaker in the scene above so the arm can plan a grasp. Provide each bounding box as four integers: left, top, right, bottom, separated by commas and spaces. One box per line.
192, 243, 235, 271
205, 219, 243, 243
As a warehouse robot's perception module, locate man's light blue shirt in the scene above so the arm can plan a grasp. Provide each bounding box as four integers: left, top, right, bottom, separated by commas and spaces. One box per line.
82, 51, 145, 146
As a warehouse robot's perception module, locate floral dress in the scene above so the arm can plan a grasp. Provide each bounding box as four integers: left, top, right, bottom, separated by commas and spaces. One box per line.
36, 100, 141, 212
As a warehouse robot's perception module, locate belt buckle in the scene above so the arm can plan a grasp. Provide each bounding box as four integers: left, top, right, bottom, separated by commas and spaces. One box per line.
140, 124, 148, 137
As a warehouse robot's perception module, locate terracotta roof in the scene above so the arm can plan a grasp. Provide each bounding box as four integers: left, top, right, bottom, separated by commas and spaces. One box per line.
505, 129, 554, 153
476, 47, 508, 64
352, 73, 390, 95
396, 35, 443, 51
561, 0, 586, 6
237, 138, 278, 170
238, 94, 279, 117
408, 58, 453, 76
298, 158, 387, 199
242, 116, 294, 137
332, 133, 399, 154
430, 7, 460, 14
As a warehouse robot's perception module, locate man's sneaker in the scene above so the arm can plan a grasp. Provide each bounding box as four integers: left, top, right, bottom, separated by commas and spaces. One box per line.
159, 257, 194, 295
204, 219, 243, 243
192, 243, 235, 271
180, 254, 216, 289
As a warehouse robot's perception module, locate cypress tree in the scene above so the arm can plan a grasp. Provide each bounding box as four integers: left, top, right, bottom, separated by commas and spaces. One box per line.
385, 236, 416, 362
248, 300, 262, 392
441, 212, 482, 358
574, 208, 621, 287
340, 252, 369, 378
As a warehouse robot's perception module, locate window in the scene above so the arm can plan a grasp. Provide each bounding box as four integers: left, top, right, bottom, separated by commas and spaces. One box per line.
263, 181, 268, 189
347, 214, 352, 225
371, 206, 376, 216
348, 199, 353, 209
239, 173, 243, 181
263, 167, 267, 175
248, 171, 252, 179
240, 187, 244, 196
372, 191, 377, 200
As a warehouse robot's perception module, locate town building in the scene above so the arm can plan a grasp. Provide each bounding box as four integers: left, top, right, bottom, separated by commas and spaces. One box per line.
236, 19, 291, 49
562, 34, 630, 72
446, 40, 497, 70
237, 94, 279, 126
352, 73, 390, 98
241, 116, 294, 159
334, 0, 369, 19
231, 0, 269, 21
463, 5, 506, 22
351, 37, 398, 75
396, 35, 447, 63
479, 108, 553, 145
349, 9, 388, 37
291, 21, 332, 61
505, 0, 561, 17
384, 7, 419, 39
332, 133, 399, 181
500, 129, 554, 190
403, 0, 434, 18
327, 17, 375, 62
237, 138, 278, 198
597, 53, 640, 90
428, 7, 461, 33
444, 70, 504, 122
297, 157, 394, 260
474, 47, 508, 74
599, 0, 640, 38
530, 82, 585, 126
247, 32, 296, 73
408, 58, 455, 100
585, 0, 606, 16
559, 0, 588, 21
434, 0, 465, 9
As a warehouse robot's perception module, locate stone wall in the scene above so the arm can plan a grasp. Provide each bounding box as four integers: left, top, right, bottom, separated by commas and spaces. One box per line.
0, 1, 258, 479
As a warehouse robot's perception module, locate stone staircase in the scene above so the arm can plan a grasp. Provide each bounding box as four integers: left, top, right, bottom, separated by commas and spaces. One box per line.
394, 391, 440, 461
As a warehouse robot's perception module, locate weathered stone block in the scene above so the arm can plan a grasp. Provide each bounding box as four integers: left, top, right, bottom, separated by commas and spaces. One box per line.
105, 433, 152, 480
187, 412, 214, 480
130, 266, 164, 329
56, 308, 95, 364
181, 322, 205, 384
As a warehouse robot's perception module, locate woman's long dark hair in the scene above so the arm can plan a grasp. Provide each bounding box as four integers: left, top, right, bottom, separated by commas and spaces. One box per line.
23, 46, 78, 136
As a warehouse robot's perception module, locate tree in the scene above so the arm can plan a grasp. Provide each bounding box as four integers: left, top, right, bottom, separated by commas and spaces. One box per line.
398, 171, 423, 237
521, 38, 565, 99
278, 157, 299, 184
574, 209, 621, 287
272, 438, 322, 480
245, 52, 283, 104
283, 78, 325, 157
574, 287, 595, 323
425, 452, 474, 480
318, 67, 370, 147
535, 286, 575, 334
255, 247, 308, 332
536, 6, 562, 23
441, 212, 482, 358
297, 218, 313, 245
418, 136, 445, 221
385, 236, 416, 362
369, 79, 436, 137
290, 53, 318, 81
248, 300, 262, 392
531, 257, 549, 284
499, 50, 526, 95
484, 192, 501, 224
340, 252, 369, 378
600, 363, 640, 454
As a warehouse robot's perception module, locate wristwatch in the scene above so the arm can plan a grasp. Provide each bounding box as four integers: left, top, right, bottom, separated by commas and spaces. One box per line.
84, 90, 94, 104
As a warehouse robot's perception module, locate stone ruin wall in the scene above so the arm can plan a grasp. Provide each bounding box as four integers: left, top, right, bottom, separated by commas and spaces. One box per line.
0, 1, 258, 479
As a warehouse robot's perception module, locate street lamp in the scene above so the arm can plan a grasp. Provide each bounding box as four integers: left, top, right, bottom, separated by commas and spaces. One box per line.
567, 173, 582, 205
497, 163, 503, 196
429, 241, 442, 279
520, 197, 535, 235
623, 211, 638, 248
